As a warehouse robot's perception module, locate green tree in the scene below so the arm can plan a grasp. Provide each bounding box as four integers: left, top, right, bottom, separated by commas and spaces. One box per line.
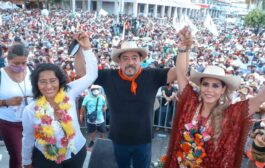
244, 9, 265, 35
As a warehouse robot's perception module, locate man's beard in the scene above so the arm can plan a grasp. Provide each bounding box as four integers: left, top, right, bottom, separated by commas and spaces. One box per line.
124, 65, 137, 77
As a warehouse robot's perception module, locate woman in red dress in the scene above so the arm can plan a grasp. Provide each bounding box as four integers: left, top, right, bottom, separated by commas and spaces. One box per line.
62, 61, 77, 83
163, 27, 265, 168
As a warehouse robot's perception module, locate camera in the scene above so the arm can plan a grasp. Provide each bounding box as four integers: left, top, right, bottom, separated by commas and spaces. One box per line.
68, 39, 80, 57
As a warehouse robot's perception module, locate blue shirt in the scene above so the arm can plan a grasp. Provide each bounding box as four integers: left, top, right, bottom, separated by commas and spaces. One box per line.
82, 94, 106, 124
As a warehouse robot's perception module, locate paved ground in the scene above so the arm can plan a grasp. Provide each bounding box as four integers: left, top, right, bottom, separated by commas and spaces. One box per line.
0, 130, 251, 168
0, 130, 169, 168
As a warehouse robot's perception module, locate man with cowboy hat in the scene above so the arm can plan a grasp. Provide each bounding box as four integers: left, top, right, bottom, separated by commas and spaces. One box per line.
75, 31, 191, 168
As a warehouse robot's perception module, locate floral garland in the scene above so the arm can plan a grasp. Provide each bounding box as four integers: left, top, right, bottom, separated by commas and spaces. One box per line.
34, 89, 76, 164
176, 104, 211, 168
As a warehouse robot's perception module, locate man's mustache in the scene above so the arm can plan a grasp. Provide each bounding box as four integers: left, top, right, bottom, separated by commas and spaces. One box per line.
125, 65, 136, 71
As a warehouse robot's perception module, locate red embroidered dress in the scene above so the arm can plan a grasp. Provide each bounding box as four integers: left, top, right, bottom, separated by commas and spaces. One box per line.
164, 85, 251, 168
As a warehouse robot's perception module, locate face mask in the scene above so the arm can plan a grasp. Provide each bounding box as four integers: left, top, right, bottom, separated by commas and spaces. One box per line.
92, 90, 100, 96
9, 65, 26, 73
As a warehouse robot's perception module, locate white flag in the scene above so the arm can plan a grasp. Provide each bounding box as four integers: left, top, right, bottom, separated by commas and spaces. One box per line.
0, 15, 2, 26
173, 14, 198, 36
204, 14, 219, 36
99, 8, 108, 16
121, 22, 126, 40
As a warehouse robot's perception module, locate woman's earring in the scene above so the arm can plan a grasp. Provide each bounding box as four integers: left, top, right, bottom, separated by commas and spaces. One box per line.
219, 95, 224, 105
198, 95, 202, 102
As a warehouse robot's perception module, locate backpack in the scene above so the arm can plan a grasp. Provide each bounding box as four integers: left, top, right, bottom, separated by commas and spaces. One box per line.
87, 98, 99, 123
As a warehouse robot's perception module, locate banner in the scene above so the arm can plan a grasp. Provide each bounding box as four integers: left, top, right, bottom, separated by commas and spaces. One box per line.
0, 1, 19, 10
204, 14, 219, 36
0, 15, 2, 26
98, 8, 108, 16
41, 9, 49, 17
173, 14, 198, 36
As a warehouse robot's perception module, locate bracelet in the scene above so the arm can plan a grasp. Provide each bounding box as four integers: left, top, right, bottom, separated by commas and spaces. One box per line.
178, 48, 188, 53
2, 100, 8, 107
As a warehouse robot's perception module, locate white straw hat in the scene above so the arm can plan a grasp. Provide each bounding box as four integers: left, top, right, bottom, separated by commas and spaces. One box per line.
111, 41, 148, 63
90, 85, 101, 90
190, 65, 241, 91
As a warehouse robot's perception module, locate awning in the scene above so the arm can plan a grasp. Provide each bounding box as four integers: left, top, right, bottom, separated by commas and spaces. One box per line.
194, 3, 210, 9
215, 0, 231, 4
7, 0, 24, 5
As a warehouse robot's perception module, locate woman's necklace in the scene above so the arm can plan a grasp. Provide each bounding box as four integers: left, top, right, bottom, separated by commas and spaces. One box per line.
17, 79, 28, 105
192, 104, 212, 129
176, 103, 212, 167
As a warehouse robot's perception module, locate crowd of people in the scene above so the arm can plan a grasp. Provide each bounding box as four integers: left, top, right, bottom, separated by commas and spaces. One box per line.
0, 7, 265, 168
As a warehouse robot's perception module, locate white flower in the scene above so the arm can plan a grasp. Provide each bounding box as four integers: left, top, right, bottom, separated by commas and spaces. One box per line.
192, 120, 198, 125
177, 157, 182, 162
68, 140, 76, 153
261, 121, 265, 127
153, 162, 158, 167
46, 104, 54, 116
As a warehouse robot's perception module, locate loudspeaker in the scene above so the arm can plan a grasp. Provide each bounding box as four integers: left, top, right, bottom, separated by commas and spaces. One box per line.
88, 138, 118, 168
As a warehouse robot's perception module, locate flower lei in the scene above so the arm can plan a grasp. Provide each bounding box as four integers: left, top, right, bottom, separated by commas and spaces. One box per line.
176, 104, 211, 168
34, 89, 75, 164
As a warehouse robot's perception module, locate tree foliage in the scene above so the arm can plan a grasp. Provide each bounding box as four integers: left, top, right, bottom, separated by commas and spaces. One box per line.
244, 9, 265, 29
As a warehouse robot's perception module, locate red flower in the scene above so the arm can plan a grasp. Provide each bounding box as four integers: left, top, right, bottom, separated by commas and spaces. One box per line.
57, 109, 66, 115
63, 96, 69, 103
48, 138, 56, 144
176, 151, 183, 159
181, 142, 191, 153
34, 106, 39, 111
56, 155, 65, 164
34, 125, 41, 130
160, 155, 167, 164
41, 115, 52, 125
61, 115, 72, 122
61, 137, 69, 147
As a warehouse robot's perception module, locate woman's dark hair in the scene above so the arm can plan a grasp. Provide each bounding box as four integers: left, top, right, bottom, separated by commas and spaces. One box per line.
7, 42, 29, 60
31, 63, 69, 99
62, 61, 74, 70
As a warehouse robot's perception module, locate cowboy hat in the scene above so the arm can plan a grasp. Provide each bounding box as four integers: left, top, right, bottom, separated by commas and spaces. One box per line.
111, 41, 148, 63
190, 65, 241, 91
239, 87, 249, 95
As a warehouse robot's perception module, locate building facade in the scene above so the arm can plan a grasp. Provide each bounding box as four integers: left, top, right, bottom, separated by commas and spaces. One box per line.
69, 0, 223, 18
4, 0, 235, 18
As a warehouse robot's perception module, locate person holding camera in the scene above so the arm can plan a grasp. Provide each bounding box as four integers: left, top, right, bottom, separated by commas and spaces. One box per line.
246, 112, 265, 168
79, 85, 107, 149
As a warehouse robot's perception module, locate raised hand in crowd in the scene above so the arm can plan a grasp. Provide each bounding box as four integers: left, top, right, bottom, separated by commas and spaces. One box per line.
74, 32, 92, 77
74, 32, 91, 50
177, 26, 193, 50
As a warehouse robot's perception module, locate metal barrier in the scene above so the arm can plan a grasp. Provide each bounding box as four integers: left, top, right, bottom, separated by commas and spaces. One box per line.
153, 96, 176, 130
79, 96, 177, 131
